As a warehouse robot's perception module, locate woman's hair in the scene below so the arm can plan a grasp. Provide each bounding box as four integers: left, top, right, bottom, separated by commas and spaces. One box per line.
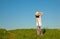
35, 15, 39, 18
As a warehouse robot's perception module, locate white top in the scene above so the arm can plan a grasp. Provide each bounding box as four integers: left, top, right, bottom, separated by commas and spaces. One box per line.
36, 16, 42, 26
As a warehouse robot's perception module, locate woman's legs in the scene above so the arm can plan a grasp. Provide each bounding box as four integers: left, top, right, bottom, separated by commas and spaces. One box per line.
36, 26, 43, 35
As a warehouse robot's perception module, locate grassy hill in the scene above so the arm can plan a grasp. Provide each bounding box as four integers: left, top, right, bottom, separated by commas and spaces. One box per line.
0, 29, 60, 39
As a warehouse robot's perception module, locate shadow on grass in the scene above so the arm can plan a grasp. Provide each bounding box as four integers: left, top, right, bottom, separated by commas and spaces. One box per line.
43, 29, 46, 34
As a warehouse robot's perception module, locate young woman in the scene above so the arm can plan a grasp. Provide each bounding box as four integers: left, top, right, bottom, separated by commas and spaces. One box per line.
35, 12, 43, 35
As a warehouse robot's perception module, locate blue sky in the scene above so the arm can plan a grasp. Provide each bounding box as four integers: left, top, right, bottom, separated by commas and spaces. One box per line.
0, 0, 60, 30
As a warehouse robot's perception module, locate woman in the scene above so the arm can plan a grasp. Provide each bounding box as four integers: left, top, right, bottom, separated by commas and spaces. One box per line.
35, 12, 43, 35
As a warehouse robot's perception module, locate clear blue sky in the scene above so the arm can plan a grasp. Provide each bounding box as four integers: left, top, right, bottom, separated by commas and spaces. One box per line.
0, 0, 60, 30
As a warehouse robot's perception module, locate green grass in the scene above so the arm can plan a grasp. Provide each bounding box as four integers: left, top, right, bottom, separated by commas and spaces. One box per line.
0, 29, 9, 39
0, 29, 60, 39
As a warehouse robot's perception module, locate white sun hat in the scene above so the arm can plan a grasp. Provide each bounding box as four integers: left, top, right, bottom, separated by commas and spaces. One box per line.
35, 12, 43, 16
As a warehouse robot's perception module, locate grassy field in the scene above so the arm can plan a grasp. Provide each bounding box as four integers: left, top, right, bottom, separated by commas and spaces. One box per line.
0, 29, 60, 39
